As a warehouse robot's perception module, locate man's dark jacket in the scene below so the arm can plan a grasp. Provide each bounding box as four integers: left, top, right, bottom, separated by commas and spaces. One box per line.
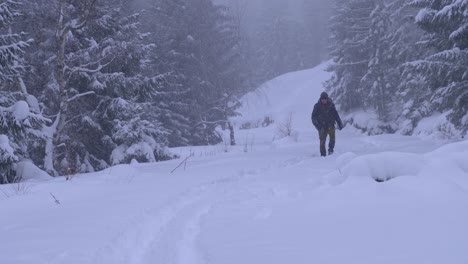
311, 99, 343, 130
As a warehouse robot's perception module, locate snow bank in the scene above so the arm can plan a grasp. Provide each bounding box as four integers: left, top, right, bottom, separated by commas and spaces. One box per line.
335, 139, 468, 184
344, 110, 397, 135
335, 152, 357, 169
15, 160, 51, 182
341, 152, 425, 182
412, 112, 464, 140
346, 110, 465, 140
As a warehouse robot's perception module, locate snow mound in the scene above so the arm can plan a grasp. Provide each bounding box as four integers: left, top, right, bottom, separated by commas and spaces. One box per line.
336, 139, 468, 184
342, 152, 425, 182
345, 110, 397, 135
412, 112, 464, 140
16, 160, 51, 182
427, 139, 468, 156
336, 152, 358, 169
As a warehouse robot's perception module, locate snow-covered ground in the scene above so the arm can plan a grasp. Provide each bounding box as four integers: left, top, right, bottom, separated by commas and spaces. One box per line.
1, 62, 467, 264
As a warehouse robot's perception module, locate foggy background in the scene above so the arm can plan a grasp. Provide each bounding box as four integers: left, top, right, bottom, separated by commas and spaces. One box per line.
134, 0, 332, 84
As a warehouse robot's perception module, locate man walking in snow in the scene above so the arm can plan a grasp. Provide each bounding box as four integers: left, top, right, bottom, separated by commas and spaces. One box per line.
312, 92, 344, 157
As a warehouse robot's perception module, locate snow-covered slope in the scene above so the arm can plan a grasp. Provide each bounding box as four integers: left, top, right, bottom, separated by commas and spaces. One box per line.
1, 63, 467, 264
233, 62, 331, 132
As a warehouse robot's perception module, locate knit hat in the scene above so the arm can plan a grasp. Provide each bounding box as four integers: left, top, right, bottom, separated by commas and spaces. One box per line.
320, 92, 329, 99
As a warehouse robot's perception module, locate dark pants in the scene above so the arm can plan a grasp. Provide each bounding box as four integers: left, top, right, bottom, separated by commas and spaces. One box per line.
319, 127, 335, 156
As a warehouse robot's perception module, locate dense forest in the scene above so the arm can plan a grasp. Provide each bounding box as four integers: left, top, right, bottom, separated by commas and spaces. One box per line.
327, 0, 467, 137
1, 0, 466, 184
0, 0, 320, 183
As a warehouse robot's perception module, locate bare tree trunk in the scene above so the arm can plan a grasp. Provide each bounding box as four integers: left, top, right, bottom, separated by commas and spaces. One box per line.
228, 122, 236, 146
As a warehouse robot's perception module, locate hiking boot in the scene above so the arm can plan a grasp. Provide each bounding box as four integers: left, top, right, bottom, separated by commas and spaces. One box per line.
321, 152, 327, 157
328, 149, 334, 155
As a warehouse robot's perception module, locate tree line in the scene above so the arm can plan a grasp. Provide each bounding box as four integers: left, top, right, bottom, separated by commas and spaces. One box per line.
327, 0, 467, 137
0, 0, 325, 184
0, 0, 252, 183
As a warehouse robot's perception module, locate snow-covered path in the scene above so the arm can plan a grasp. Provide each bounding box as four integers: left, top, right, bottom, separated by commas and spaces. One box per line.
1, 63, 467, 264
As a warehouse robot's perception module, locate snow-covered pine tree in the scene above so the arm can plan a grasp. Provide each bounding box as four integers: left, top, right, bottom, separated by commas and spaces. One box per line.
0, 0, 47, 184
0, 0, 29, 83
361, 0, 398, 123
145, 0, 193, 147
12, 0, 57, 99
37, 0, 110, 175
405, 0, 468, 136
148, 0, 244, 146
326, 0, 375, 112
383, 0, 429, 134
0, 93, 47, 184
8, 0, 175, 175
224, 0, 257, 93
91, 0, 173, 165
182, 0, 244, 145
202, 5, 244, 145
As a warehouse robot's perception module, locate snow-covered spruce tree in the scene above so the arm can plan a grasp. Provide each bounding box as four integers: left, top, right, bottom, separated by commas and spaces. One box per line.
0, 1, 46, 183
327, 0, 425, 133
144, 0, 193, 147
147, 0, 244, 146
326, 0, 375, 112
224, 1, 258, 93
36, 0, 109, 176
12, 0, 57, 98
404, 0, 468, 136
0, 93, 47, 184
91, 1, 173, 165
182, 0, 244, 145
382, 0, 429, 134
361, 0, 399, 123
12, 0, 159, 175
43, 0, 174, 174
0, 0, 29, 83
206, 5, 244, 146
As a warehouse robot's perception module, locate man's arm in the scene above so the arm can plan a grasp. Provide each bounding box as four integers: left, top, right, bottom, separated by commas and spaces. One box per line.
333, 105, 344, 130
311, 104, 320, 130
